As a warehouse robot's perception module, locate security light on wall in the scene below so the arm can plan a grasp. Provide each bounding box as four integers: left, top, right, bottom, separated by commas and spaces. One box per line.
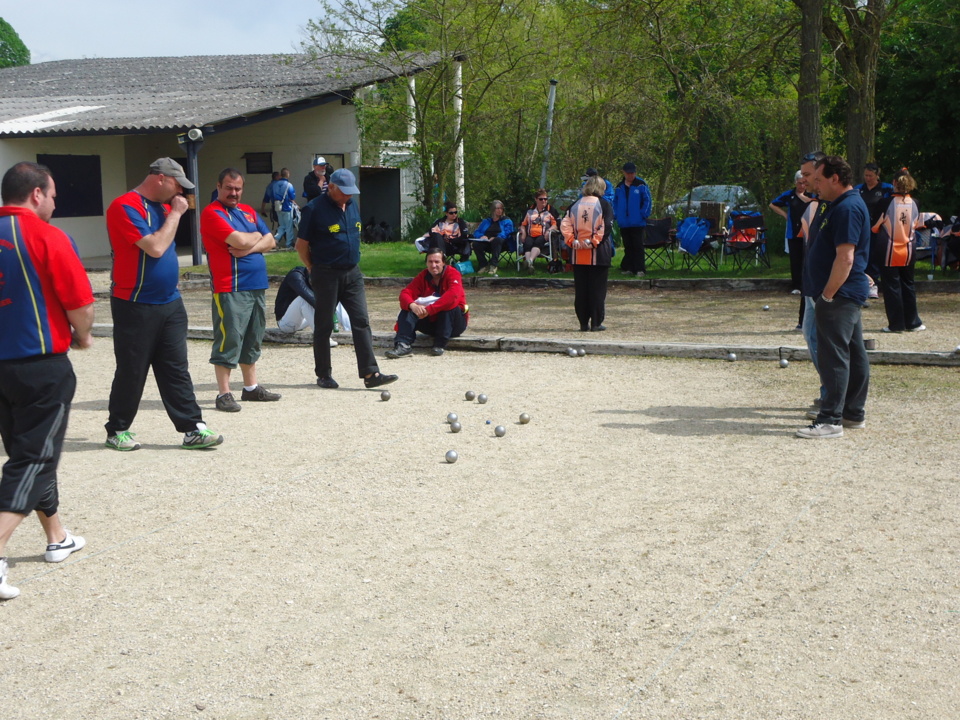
187, 128, 203, 142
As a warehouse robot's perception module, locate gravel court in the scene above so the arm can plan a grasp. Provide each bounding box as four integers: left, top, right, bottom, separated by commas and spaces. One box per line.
1, 338, 958, 719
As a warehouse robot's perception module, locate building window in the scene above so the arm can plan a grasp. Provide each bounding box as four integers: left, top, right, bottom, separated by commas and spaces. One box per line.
36, 154, 103, 218
243, 152, 273, 175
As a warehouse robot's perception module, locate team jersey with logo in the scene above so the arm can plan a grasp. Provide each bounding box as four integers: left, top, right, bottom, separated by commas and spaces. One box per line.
106, 191, 181, 304
521, 206, 559, 238
561, 196, 606, 265
877, 194, 919, 267
0, 207, 94, 360
201, 201, 270, 292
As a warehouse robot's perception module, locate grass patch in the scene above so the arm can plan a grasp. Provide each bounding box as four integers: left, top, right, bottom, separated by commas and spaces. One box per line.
182, 241, 796, 280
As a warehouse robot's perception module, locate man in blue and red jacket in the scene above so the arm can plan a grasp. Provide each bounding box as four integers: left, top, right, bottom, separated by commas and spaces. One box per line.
0, 161, 95, 600
385, 248, 469, 358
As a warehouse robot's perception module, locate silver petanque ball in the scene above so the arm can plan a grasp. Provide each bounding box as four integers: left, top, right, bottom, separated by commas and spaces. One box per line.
450, 421, 462, 433
727, 352, 737, 362
566, 347, 577, 357
519, 413, 531, 424
465, 390, 476, 401
477, 394, 488, 404
763, 305, 770, 311
577, 348, 586, 357
494, 425, 506, 437
446, 412, 458, 424
445, 450, 458, 464
779, 358, 790, 368
380, 390, 391, 401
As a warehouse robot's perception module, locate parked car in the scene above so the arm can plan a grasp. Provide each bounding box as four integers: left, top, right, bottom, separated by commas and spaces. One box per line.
665, 184, 761, 218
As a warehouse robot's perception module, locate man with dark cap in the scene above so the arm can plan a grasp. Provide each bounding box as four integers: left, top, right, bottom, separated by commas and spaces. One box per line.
296, 168, 398, 390
104, 158, 223, 450
613, 162, 652, 277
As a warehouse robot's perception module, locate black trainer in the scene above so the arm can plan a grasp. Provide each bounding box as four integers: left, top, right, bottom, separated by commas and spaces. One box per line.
364, 373, 398, 389
385, 343, 413, 359
317, 376, 339, 389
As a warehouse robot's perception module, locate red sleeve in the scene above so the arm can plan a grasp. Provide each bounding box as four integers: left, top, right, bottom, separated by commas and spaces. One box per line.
200, 203, 234, 248
47, 230, 94, 311
399, 270, 428, 310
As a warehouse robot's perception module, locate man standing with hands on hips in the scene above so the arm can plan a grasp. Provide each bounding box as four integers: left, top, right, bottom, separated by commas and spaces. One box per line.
797, 155, 870, 439
296, 168, 397, 390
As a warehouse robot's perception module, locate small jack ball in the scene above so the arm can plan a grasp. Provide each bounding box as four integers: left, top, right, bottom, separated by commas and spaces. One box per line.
477, 394, 488, 404
519, 413, 531, 424
577, 348, 586, 357
380, 390, 391, 401
446, 412, 458, 424
485, 420, 491, 425
465, 390, 476, 401
763, 305, 770, 311
445, 450, 458, 464
495, 425, 506, 437
779, 358, 790, 368
727, 352, 737, 362
450, 421, 462, 433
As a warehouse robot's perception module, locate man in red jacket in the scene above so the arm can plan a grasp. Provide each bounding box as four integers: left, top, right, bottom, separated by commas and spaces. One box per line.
385, 248, 469, 358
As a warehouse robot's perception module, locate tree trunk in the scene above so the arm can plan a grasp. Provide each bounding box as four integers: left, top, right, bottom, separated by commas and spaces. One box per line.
796, 0, 823, 155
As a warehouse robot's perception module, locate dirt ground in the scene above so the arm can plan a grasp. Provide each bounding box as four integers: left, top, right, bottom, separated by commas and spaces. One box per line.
2, 275, 959, 719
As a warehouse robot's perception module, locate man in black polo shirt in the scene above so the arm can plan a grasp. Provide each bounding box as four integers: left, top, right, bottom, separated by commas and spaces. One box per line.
797, 156, 870, 439
295, 168, 397, 390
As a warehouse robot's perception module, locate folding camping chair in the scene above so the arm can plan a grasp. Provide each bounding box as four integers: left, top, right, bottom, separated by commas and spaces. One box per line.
676, 216, 716, 271
643, 217, 675, 270
724, 212, 769, 270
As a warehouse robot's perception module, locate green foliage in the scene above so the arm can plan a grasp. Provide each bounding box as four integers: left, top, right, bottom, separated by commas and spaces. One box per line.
0, 17, 30, 68
875, 0, 960, 214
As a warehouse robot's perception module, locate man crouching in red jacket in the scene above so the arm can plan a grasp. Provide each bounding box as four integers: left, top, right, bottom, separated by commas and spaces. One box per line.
385, 248, 469, 358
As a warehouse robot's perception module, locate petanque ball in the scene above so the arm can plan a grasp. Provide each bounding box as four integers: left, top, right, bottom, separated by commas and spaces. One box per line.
380, 390, 391, 401
763, 305, 770, 311
494, 425, 506, 437
450, 421, 462, 433
566, 347, 577, 357
577, 348, 586, 357
445, 450, 458, 464
727, 352, 737, 362
519, 413, 531, 424
478, 394, 488, 404
465, 390, 476, 401
779, 358, 789, 368
447, 412, 458, 424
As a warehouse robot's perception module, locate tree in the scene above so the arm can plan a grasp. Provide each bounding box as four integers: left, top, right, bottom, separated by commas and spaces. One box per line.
0, 17, 30, 68
793, 0, 823, 155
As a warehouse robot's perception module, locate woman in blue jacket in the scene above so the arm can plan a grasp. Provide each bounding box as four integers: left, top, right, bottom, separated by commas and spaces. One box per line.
473, 200, 514, 275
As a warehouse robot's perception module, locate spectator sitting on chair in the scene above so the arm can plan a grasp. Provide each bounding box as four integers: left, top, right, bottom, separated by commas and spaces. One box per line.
274, 266, 339, 348
427, 201, 471, 261
519, 188, 560, 273
385, 248, 469, 358
473, 200, 514, 275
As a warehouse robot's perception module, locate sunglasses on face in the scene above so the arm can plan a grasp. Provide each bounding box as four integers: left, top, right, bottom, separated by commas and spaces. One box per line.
536, 197, 548, 201
447, 210, 458, 215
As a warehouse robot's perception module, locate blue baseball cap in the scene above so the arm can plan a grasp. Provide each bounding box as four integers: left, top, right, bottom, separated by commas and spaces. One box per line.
329, 168, 360, 195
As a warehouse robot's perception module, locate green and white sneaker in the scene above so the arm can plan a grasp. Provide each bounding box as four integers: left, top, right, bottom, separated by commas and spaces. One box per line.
182, 426, 224, 450
105, 431, 141, 451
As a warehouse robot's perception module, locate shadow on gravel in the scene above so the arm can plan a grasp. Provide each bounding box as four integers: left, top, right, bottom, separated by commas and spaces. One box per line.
598, 405, 799, 436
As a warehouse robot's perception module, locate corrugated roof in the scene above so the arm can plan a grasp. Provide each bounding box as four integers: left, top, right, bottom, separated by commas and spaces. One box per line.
0, 53, 437, 136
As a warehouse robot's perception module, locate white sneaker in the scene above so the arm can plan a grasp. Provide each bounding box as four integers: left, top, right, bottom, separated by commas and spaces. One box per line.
329, 338, 338, 348
907, 324, 926, 332
791, 289, 801, 295
868, 285, 879, 299
45, 530, 86, 563
842, 418, 866, 429
796, 423, 843, 439
0, 557, 19, 600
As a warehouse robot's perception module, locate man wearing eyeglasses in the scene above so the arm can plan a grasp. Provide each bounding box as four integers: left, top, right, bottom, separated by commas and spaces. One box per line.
519, 189, 560, 273
427, 201, 471, 263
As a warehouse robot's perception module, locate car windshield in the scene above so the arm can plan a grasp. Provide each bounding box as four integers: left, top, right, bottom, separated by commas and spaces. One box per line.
689, 186, 737, 203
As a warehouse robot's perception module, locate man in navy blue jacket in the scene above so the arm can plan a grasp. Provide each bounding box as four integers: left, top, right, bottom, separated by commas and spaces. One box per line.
612, 162, 652, 276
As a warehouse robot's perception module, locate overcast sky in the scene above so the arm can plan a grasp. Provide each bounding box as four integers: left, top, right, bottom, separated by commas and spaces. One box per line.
3, 0, 320, 64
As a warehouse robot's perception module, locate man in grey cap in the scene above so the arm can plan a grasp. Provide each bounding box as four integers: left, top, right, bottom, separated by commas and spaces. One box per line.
296, 168, 397, 390
103, 157, 223, 451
